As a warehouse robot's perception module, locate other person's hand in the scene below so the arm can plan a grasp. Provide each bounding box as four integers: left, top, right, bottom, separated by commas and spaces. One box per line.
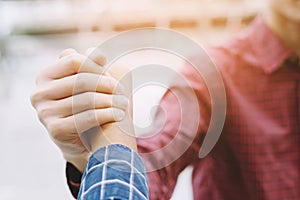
31, 48, 134, 172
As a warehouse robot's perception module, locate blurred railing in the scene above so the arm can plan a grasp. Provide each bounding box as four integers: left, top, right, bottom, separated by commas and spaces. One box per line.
0, 0, 265, 35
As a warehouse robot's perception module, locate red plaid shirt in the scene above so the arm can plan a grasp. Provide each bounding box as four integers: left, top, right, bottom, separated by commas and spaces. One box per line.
137, 16, 300, 200
66, 16, 300, 199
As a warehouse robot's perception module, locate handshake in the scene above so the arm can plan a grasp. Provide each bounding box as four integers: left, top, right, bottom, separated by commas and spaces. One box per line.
30, 48, 136, 172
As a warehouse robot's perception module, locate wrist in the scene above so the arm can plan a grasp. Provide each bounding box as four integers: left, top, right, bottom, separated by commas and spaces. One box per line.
64, 153, 89, 173
90, 122, 137, 154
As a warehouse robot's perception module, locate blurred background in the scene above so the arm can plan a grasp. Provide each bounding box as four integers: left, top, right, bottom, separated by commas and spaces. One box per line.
0, 0, 265, 199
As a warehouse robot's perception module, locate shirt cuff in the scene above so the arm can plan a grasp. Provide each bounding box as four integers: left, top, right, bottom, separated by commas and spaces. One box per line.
77, 144, 149, 200
66, 162, 82, 198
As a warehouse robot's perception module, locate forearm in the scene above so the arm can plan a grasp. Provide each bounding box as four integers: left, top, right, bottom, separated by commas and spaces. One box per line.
136, 63, 211, 199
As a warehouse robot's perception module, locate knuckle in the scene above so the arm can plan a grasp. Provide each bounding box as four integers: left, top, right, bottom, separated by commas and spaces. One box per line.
37, 105, 52, 120
47, 120, 63, 139
30, 92, 38, 106
66, 53, 83, 71
30, 89, 46, 106
61, 48, 76, 55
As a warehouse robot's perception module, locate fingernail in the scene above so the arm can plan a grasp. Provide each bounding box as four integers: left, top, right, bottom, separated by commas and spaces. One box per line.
114, 95, 129, 110
114, 109, 125, 121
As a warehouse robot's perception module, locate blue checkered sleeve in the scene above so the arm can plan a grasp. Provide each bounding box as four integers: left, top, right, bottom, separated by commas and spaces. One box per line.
77, 144, 149, 200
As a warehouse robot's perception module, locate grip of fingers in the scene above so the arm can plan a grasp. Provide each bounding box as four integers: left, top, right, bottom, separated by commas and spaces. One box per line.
59, 48, 77, 59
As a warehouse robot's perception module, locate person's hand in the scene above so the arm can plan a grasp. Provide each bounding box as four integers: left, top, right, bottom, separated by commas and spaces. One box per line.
76, 48, 136, 155
30, 48, 131, 172
88, 57, 136, 155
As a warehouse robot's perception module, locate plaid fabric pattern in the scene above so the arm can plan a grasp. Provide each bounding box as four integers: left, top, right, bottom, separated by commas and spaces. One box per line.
137, 16, 300, 200
67, 16, 300, 200
77, 144, 149, 200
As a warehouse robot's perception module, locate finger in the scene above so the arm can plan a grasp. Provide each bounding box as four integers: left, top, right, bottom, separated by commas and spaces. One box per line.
61, 108, 126, 134
33, 73, 125, 102
59, 48, 77, 59
51, 93, 129, 118
37, 53, 103, 83
85, 47, 106, 67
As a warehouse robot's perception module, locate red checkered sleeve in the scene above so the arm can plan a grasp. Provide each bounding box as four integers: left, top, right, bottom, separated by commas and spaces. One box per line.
137, 56, 212, 199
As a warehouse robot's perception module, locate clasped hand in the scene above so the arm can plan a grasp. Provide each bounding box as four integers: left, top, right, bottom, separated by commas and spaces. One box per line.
31, 48, 136, 172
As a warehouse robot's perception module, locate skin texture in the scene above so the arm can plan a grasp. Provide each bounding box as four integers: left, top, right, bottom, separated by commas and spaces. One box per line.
264, 0, 300, 56
31, 0, 300, 173
31, 48, 136, 172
